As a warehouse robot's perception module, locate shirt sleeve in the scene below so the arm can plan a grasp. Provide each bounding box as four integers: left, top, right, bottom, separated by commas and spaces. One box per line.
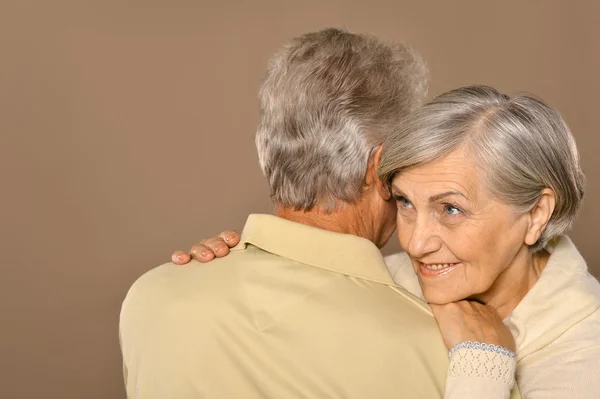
444, 346, 517, 399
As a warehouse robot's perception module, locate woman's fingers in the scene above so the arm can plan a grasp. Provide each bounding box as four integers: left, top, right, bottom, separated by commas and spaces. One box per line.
172, 230, 241, 265
172, 250, 191, 265
188, 242, 216, 262
219, 230, 241, 247
199, 237, 231, 258
431, 300, 515, 351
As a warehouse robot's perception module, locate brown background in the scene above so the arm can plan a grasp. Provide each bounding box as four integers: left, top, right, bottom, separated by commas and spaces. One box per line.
2, 1, 599, 398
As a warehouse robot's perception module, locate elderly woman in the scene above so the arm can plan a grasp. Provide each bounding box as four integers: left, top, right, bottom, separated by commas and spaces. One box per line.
377, 85, 599, 398
173, 85, 600, 398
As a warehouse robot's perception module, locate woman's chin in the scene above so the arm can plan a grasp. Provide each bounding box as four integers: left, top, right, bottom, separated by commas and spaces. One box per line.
422, 289, 466, 305
424, 295, 454, 305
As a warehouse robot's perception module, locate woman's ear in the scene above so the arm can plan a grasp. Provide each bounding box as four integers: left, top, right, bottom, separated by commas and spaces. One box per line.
367, 145, 392, 200
525, 188, 556, 246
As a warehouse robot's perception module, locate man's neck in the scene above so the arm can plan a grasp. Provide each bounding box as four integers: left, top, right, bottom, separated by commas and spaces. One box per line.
274, 204, 373, 242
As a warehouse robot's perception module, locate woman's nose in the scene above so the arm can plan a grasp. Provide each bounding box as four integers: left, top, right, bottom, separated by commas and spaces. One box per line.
406, 216, 442, 258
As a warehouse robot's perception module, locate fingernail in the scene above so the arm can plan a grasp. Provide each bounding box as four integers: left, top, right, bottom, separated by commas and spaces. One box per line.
225, 235, 235, 242
215, 245, 227, 252
201, 251, 211, 257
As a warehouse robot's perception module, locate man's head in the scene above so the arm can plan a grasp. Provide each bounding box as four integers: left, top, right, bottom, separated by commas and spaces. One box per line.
256, 28, 428, 246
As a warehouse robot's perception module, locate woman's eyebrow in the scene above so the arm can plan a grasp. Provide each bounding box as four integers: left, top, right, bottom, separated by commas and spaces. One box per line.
390, 185, 408, 197
428, 191, 466, 202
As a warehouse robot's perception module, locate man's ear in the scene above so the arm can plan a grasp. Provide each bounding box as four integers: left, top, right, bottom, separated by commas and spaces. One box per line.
524, 188, 556, 246
366, 145, 392, 200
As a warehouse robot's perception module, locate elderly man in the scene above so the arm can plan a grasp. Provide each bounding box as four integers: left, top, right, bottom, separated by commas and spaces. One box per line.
120, 28, 448, 398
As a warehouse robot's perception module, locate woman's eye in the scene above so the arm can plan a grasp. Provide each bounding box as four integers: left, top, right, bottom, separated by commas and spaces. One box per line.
395, 196, 412, 208
444, 204, 462, 215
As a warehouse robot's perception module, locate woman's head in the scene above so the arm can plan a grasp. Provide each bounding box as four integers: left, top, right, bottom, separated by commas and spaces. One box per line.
378, 85, 585, 305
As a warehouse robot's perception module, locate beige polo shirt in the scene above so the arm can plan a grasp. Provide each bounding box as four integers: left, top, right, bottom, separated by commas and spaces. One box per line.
120, 214, 449, 398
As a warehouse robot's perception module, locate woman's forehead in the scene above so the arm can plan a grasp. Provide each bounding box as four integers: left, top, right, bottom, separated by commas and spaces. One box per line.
391, 151, 482, 199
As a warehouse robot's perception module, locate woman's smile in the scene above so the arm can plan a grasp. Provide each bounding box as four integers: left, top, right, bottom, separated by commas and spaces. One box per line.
418, 261, 463, 278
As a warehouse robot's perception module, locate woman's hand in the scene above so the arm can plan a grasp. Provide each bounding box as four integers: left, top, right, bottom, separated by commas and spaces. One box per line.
430, 300, 515, 352
171, 230, 241, 265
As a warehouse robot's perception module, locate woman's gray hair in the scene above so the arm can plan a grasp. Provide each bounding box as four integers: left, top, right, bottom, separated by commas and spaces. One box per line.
256, 28, 428, 211
378, 85, 585, 251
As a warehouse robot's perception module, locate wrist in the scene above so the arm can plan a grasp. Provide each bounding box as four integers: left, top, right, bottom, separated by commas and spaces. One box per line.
448, 341, 516, 359
447, 341, 517, 387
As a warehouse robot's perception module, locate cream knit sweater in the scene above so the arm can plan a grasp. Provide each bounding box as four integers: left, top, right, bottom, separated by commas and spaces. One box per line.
385, 236, 600, 399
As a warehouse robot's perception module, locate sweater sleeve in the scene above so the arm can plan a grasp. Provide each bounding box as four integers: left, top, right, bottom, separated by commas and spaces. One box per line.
517, 346, 600, 399
444, 346, 517, 399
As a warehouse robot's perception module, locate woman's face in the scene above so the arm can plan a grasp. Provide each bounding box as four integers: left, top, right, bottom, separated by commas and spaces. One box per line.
391, 148, 532, 305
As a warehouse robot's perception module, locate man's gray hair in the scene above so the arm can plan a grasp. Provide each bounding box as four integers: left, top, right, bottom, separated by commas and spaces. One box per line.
378, 85, 585, 251
256, 28, 428, 211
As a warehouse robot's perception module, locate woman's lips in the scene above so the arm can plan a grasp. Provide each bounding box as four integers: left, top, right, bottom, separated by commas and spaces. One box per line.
419, 262, 462, 278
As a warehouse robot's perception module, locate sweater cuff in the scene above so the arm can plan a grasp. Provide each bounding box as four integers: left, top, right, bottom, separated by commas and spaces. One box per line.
444, 345, 516, 399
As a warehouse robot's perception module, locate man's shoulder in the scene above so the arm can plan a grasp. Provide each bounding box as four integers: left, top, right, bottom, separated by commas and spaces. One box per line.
122, 246, 292, 310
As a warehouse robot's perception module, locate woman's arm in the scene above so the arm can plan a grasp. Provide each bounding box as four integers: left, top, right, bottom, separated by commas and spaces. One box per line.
433, 301, 518, 399
445, 343, 517, 399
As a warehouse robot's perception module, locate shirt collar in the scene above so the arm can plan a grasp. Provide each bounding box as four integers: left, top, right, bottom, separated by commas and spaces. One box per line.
235, 214, 397, 285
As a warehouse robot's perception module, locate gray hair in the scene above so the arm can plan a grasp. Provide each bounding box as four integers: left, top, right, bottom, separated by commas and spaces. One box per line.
378, 85, 585, 251
256, 28, 428, 211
